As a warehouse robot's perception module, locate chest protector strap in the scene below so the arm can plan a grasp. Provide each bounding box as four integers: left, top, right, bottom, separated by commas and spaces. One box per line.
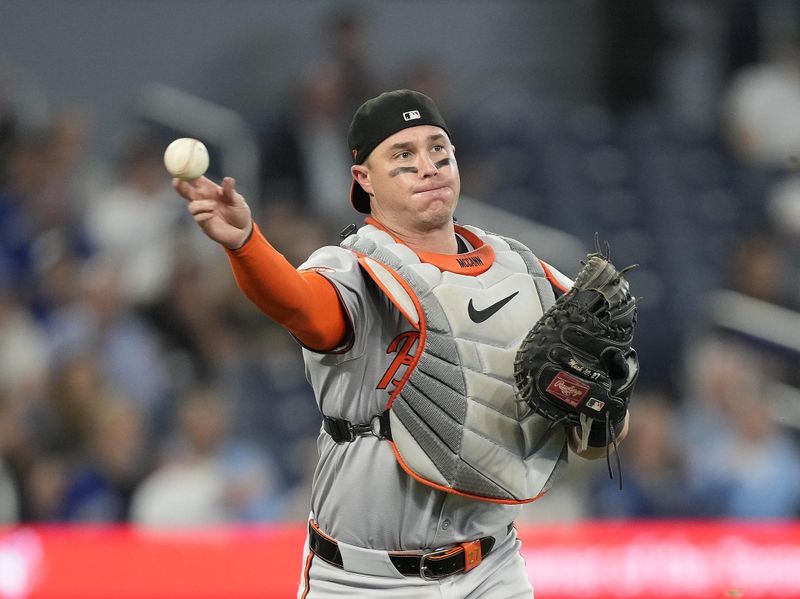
338, 224, 567, 503
323, 410, 392, 443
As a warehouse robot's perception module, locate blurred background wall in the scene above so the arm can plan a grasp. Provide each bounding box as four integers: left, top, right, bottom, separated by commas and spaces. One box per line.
0, 1, 601, 152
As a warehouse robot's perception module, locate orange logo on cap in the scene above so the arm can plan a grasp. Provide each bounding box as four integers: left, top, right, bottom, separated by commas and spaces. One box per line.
352, 148, 358, 160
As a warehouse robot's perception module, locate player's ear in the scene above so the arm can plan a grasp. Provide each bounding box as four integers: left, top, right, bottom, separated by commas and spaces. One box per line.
351, 164, 373, 196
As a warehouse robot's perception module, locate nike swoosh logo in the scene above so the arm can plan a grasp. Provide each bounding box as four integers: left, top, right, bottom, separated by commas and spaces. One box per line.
467, 291, 519, 323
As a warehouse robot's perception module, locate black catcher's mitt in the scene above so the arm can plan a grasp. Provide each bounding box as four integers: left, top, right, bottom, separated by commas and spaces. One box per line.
514, 245, 639, 455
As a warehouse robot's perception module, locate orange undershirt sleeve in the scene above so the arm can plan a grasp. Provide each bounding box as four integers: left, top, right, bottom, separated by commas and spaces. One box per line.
224, 222, 349, 351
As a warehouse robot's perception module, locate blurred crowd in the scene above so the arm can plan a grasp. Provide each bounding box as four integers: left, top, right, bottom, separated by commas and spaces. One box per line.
1, 2, 800, 527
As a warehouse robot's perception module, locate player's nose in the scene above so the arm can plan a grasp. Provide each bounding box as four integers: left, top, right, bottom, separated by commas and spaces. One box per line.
418, 154, 439, 177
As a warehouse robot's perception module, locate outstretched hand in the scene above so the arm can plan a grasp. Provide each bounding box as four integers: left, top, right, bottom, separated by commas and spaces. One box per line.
173, 176, 253, 250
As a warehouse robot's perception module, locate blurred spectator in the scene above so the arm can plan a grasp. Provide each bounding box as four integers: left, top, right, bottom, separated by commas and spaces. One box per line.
259, 61, 353, 224
258, 205, 332, 266
225, 320, 321, 489
399, 61, 449, 113
277, 436, 320, 522
28, 110, 96, 231
0, 162, 32, 295
24, 455, 68, 522
680, 337, 800, 518
33, 236, 85, 317
256, 8, 381, 225
725, 382, 800, 517
0, 462, 18, 523
589, 391, 692, 519
142, 255, 240, 397
83, 133, 185, 308
767, 175, 800, 238
0, 137, 44, 300
45, 257, 172, 418
323, 7, 379, 115
0, 393, 21, 523
130, 389, 284, 527
710, 227, 800, 389
721, 36, 800, 167
32, 354, 105, 458
725, 231, 798, 309
0, 287, 48, 405
58, 399, 149, 522
0, 384, 42, 522
0, 117, 94, 311
765, 176, 800, 306
0, 68, 19, 187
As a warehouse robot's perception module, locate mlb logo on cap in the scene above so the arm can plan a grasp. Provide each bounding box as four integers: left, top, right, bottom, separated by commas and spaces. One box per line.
403, 110, 421, 121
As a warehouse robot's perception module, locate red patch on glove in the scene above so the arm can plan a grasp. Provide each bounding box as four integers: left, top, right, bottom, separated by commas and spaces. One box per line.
546, 371, 590, 407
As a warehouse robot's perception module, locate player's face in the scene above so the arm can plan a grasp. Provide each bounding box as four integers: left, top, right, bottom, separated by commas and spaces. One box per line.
353, 125, 460, 232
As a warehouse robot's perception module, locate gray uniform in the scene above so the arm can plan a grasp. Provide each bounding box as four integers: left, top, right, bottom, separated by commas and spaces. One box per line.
295, 226, 569, 598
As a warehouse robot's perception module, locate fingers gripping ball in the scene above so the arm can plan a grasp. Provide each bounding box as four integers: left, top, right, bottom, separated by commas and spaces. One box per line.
514, 248, 639, 456
163, 138, 209, 180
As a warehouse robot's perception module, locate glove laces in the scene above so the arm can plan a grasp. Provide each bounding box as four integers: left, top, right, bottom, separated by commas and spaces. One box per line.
604, 412, 623, 490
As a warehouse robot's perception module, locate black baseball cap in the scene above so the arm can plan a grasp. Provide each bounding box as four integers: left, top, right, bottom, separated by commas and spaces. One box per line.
348, 89, 450, 213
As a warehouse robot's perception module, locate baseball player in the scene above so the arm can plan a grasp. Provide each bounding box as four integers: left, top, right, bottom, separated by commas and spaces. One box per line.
173, 89, 630, 598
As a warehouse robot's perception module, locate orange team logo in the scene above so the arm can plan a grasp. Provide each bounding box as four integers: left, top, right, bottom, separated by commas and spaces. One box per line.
377, 331, 419, 392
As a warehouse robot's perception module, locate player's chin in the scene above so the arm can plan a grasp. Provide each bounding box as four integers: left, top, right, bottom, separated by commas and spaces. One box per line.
416, 202, 456, 229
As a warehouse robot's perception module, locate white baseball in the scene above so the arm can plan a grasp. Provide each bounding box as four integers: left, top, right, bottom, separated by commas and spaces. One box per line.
163, 138, 209, 180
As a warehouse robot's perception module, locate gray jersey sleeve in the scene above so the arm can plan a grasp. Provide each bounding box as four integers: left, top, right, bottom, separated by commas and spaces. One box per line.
298, 245, 372, 356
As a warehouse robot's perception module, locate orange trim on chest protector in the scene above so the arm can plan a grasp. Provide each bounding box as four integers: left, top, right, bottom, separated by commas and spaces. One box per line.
538, 259, 570, 294
364, 216, 495, 275
386, 437, 547, 504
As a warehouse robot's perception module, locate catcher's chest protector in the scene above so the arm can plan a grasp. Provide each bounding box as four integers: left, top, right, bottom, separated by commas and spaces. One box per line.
341, 224, 568, 503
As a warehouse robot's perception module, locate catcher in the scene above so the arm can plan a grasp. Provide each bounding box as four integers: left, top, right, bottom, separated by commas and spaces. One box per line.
173, 89, 638, 598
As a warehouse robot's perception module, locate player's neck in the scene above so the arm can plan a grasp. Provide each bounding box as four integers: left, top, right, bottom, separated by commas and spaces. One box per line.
366, 216, 457, 254
399, 227, 458, 254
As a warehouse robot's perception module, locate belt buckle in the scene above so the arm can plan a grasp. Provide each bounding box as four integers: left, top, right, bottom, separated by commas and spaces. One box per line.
350, 415, 383, 440
419, 547, 458, 581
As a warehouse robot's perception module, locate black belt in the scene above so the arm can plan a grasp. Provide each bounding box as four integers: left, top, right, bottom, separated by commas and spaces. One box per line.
308, 521, 500, 580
